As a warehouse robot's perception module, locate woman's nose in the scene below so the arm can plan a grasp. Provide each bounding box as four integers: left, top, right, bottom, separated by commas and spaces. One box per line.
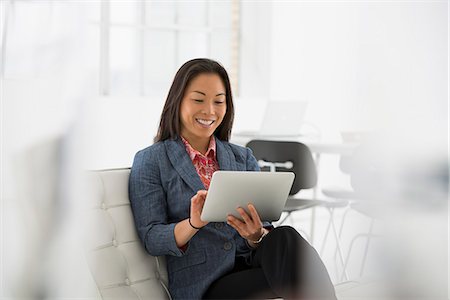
202, 102, 215, 115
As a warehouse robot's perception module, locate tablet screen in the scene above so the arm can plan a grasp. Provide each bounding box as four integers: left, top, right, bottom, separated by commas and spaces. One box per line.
200, 171, 295, 222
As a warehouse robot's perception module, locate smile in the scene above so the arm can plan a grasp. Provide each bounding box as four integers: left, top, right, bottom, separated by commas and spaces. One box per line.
196, 118, 215, 127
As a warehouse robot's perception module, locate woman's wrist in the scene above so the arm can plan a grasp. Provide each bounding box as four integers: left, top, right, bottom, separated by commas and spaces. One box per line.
188, 217, 204, 230
248, 228, 268, 244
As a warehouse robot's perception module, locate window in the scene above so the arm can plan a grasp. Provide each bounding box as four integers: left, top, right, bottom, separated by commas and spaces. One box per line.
94, 0, 241, 98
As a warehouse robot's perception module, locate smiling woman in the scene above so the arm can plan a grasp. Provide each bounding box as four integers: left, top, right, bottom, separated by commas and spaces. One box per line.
154, 59, 235, 144
129, 58, 336, 300
179, 74, 227, 154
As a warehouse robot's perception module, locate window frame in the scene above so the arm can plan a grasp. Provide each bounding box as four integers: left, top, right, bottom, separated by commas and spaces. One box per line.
98, 0, 240, 97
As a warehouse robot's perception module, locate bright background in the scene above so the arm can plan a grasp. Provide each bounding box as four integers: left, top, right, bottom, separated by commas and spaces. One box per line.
1, 0, 448, 299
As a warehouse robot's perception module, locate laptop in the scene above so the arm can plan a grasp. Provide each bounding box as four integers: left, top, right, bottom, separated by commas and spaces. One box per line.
236, 101, 308, 137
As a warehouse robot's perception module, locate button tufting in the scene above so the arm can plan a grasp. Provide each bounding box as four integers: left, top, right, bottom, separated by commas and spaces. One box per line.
101, 202, 106, 210
125, 278, 130, 286
112, 239, 117, 247
155, 271, 160, 279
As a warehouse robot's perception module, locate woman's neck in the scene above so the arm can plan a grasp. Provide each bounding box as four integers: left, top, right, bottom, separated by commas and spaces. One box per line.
182, 135, 210, 155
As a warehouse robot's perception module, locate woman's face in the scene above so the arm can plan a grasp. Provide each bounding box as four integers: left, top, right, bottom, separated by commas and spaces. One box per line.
180, 73, 227, 145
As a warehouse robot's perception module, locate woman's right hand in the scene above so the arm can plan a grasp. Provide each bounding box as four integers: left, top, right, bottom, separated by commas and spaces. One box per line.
190, 190, 209, 229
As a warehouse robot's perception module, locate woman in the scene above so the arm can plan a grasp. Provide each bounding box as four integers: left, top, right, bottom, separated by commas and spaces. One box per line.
129, 58, 336, 299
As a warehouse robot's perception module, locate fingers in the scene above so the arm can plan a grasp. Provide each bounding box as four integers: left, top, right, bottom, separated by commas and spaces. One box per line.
227, 207, 252, 231
227, 214, 247, 236
231, 204, 261, 226
227, 214, 244, 227
191, 190, 209, 227
237, 207, 253, 224
197, 190, 208, 198
247, 203, 262, 225
226, 204, 265, 242
192, 190, 208, 201
191, 190, 207, 205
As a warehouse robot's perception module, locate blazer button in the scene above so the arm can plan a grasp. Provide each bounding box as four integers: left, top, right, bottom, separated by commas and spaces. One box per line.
223, 241, 232, 251
215, 223, 224, 229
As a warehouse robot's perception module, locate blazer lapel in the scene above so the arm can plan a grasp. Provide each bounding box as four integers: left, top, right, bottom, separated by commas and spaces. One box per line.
215, 138, 238, 171
164, 138, 205, 192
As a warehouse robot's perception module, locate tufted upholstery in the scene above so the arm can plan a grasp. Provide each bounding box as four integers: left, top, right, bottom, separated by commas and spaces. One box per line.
82, 168, 363, 300
85, 168, 171, 300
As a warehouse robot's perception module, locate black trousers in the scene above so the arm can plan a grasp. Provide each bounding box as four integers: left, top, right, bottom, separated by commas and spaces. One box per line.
203, 226, 337, 300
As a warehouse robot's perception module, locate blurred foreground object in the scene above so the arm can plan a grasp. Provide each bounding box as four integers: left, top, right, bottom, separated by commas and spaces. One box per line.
3, 136, 98, 299
337, 134, 448, 299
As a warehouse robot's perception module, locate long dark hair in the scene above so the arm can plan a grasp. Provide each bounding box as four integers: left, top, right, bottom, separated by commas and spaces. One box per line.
154, 58, 234, 142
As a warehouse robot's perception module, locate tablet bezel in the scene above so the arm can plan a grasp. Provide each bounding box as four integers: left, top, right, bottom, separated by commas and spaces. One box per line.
200, 171, 295, 222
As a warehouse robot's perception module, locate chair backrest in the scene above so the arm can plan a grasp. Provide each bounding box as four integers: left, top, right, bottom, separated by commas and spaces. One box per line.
84, 168, 171, 300
246, 140, 317, 195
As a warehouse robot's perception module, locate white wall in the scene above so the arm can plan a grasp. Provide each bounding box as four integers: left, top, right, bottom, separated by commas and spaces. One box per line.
78, 1, 448, 179
239, 1, 272, 100
267, 1, 447, 142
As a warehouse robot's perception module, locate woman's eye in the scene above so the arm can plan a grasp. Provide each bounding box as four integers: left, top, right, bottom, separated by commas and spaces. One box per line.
215, 101, 225, 104
193, 99, 203, 103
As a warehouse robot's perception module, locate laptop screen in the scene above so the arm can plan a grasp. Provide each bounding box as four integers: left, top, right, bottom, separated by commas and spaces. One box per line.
259, 101, 308, 136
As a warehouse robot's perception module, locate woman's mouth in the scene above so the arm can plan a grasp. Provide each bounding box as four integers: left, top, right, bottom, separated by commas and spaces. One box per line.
196, 118, 215, 128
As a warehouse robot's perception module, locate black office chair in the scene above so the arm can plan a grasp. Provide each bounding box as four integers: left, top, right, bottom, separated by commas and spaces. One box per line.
247, 141, 346, 223
246, 140, 319, 212
247, 140, 349, 280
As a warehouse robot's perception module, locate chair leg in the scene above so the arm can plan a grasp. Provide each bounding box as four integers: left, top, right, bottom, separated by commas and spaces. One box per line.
340, 230, 379, 282
317, 206, 349, 282
333, 207, 352, 268
338, 206, 352, 239
320, 208, 333, 256
359, 218, 375, 278
341, 233, 362, 282
320, 207, 348, 281
332, 206, 352, 281
329, 208, 349, 281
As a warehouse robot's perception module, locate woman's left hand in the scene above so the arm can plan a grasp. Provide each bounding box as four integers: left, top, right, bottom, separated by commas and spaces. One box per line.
227, 203, 264, 242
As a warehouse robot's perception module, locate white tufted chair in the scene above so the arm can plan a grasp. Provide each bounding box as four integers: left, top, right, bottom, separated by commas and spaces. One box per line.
85, 168, 171, 300
83, 168, 365, 300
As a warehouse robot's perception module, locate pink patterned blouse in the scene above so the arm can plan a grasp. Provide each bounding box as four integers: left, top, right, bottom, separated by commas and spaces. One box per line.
181, 136, 219, 190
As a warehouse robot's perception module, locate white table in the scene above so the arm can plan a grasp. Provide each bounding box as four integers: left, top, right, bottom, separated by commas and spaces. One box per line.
231, 133, 357, 155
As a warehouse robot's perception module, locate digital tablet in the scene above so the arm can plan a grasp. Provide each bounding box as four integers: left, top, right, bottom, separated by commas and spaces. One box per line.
200, 171, 295, 222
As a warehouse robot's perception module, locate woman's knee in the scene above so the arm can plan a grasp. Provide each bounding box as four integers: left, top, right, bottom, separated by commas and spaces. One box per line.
267, 226, 307, 244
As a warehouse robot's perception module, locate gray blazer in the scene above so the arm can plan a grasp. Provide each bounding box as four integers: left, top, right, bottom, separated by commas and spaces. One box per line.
129, 136, 266, 299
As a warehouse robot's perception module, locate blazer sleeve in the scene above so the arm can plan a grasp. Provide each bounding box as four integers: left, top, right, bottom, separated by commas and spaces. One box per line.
245, 146, 260, 172
129, 149, 185, 257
